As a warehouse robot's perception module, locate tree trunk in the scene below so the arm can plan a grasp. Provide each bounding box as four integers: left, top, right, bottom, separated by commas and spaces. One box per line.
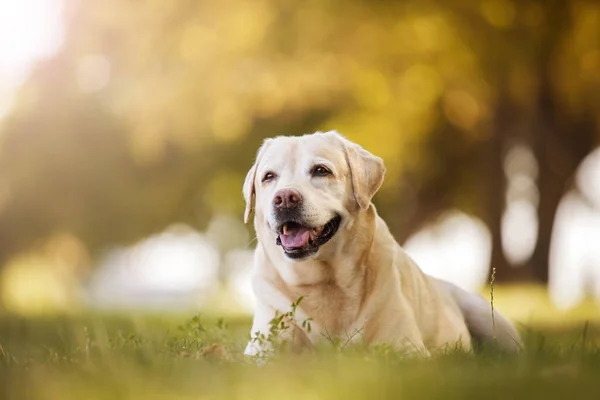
531, 100, 596, 283
480, 95, 531, 283
480, 107, 510, 281
530, 0, 595, 282
531, 146, 566, 283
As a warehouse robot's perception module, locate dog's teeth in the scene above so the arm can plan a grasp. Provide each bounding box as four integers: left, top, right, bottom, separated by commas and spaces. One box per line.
283, 223, 288, 234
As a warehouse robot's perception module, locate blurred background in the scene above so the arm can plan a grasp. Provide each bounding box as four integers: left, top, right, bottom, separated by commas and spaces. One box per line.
0, 0, 599, 323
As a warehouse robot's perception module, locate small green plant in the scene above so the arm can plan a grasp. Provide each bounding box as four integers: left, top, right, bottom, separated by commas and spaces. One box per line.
168, 314, 235, 360
490, 267, 497, 344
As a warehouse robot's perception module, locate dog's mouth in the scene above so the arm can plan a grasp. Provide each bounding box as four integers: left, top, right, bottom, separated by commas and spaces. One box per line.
275, 215, 342, 259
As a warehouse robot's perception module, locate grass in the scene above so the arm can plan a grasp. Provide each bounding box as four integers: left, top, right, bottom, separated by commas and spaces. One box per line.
1, 283, 600, 400
0, 311, 599, 400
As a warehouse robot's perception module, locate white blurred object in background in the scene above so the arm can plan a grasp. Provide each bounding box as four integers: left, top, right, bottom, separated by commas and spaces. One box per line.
549, 148, 600, 309
403, 210, 491, 292
223, 249, 256, 312
502, 144, 539, 266
85, 224, 219, 310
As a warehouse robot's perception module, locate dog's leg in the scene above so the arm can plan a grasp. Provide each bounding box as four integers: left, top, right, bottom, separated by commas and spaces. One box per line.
244, 304, 280, 358
365, 297, 431, 358
244, 302, 311, 359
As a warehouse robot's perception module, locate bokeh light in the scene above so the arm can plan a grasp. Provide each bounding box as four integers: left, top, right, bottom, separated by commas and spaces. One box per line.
0, 0, 598, 319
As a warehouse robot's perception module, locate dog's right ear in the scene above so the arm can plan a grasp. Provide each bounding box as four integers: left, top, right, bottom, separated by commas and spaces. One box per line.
243, 139, 272, 224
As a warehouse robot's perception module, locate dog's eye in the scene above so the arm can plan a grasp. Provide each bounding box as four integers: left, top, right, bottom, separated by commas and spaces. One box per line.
311, 165, 332, 177
262, 172, 277, 183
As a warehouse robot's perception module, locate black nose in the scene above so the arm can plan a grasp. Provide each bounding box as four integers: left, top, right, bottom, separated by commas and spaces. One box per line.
273, 189, 303, 210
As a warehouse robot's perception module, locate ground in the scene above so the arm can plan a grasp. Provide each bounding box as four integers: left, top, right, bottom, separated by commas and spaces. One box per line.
1, 287, 599, 400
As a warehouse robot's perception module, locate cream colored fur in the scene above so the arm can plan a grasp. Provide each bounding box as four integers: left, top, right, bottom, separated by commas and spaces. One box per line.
243, 130, 522, 357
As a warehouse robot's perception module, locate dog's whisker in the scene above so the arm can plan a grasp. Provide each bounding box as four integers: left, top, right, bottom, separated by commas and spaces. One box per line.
246, 236, 258, 248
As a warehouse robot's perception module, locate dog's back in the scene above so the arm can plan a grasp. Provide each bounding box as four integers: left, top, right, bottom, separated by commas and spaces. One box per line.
435, 278, 523, 353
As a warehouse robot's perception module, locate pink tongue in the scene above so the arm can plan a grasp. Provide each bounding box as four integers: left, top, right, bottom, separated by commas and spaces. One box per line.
280, 227, 311, 248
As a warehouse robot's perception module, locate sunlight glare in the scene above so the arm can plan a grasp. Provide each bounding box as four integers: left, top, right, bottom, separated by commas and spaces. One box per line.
0, 0, 64, 118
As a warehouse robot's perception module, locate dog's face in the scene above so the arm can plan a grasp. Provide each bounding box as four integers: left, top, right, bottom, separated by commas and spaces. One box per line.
243, 131, 386, 261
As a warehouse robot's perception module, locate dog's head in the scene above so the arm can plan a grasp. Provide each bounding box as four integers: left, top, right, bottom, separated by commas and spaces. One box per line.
243, 131, 386, 261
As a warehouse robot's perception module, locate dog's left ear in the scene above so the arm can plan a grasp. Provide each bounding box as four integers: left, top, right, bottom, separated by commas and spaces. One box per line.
322, 131, 385, 210
345, 142, 386, 210
243, 139, 272, 223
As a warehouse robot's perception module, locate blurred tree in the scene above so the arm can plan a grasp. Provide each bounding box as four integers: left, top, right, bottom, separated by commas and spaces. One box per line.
0, 0, 598, 290
528, 0, 599, 283
431, 0, 600, 282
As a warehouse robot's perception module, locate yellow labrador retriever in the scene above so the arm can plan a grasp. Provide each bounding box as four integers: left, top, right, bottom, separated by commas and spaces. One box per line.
243, 130, 522, 357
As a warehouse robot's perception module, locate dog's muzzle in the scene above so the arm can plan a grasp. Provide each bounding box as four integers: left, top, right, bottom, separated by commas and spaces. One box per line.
274, 215, 342, 260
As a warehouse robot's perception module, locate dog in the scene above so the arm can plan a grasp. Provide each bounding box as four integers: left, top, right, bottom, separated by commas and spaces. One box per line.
242, 130, 522, 357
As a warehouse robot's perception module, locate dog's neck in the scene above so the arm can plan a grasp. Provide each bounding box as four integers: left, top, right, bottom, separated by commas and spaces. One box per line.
261, 206, 377, 286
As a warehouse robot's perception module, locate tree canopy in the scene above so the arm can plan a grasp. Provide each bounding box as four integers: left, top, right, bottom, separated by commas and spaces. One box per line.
0, 0, 598, 283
